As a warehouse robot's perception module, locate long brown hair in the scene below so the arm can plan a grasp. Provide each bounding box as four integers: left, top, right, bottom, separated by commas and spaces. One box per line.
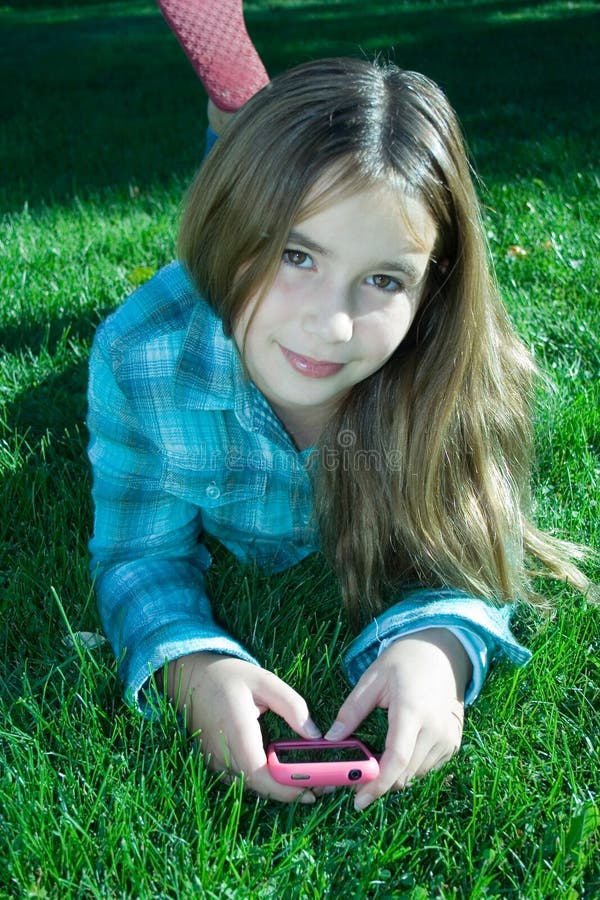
179, 58, 595, 628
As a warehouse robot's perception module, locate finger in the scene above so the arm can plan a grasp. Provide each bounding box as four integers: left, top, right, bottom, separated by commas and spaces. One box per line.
213, 703, 317, 804
253, 670, 321, 739
324, 671, 380, 741
411, 727, 462, 780
218, 766, 317, 804
411, 746, 454, 780
353, 704, 420, 811
407, 707, 463, 780
245, 763, 317, 804
451, 702, 465, 728
384, 730, 439, 788
391, 719, 462, 786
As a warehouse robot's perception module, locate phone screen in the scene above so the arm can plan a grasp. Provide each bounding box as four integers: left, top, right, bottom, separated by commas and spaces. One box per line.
276, 746, 370, 764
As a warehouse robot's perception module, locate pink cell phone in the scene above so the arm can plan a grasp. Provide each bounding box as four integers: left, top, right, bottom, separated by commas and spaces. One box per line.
267, 738, 379, 787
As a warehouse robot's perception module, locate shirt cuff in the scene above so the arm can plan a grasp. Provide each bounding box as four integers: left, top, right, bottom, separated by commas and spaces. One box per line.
130, 628, 260, 718
343, 587, 531, 704
93, 557, 258, 716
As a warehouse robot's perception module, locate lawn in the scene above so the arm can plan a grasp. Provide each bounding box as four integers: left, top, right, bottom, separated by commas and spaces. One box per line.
1, 0, 599, 897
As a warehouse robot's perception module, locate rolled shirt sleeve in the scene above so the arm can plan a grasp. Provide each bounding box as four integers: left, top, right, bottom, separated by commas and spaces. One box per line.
87, 325, 258, 710
343, 588, 532, 705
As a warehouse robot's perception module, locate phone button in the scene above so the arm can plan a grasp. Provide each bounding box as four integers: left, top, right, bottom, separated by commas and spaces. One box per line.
290, 773, 311, 780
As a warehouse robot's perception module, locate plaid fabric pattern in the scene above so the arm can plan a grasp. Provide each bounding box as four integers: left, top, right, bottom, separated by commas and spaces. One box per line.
87, 261, 529, 708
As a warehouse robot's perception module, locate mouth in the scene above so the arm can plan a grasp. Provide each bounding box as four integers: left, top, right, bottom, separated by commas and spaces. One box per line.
279, 345, 345, 378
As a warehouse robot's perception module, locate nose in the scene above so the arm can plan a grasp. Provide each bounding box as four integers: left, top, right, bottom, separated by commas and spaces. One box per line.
303, 289, 354, 344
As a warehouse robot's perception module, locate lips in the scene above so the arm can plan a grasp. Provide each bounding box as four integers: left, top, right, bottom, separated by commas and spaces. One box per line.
280, 345, 344, 378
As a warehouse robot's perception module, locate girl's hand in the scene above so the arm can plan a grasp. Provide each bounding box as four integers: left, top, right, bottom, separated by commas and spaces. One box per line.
325, 628, 472, 810
165, 652, 322, 803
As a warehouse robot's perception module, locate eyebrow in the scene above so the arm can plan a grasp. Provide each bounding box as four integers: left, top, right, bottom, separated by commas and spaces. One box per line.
286, 229, 422, 282
287, 231, 330, 258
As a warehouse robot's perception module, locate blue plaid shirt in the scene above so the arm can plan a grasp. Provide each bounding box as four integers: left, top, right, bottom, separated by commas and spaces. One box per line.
87, 261, 530, 710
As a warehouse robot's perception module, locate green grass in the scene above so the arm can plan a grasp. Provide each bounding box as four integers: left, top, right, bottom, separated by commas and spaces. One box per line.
1, 1, 599, 896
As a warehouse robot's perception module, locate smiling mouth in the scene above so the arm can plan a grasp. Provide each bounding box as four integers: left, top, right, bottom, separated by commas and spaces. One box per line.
279, 346, 345, 378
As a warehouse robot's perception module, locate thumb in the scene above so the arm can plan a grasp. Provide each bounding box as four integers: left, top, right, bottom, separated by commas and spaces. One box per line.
324, 672, 380, 741
255, 669, 322, 739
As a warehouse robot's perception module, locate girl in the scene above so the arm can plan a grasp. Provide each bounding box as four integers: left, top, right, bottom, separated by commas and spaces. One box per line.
87, 22, 594, 812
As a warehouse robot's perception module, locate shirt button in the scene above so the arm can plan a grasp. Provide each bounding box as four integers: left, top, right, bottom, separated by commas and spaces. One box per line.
206, 482, 221, 500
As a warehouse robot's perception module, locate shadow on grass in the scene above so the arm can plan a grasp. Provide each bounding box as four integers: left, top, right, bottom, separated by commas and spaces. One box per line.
1, 0, 599, 211
0, 310, 99, 690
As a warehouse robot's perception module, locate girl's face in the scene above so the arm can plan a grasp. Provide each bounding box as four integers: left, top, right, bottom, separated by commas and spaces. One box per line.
233, 181, 437, 446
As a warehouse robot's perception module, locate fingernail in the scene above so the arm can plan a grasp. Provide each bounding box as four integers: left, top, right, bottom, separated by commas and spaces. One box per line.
304, 719, 322, 739
324, 722, 345, 741
323, 786, 336, 795
354, 793, 373, 811
300, 792, 316, 804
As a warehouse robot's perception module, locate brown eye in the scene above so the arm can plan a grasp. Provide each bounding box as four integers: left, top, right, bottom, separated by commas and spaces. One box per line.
283, 249, 312, 268
374, 274, 392, 288
367, 274, 402, 292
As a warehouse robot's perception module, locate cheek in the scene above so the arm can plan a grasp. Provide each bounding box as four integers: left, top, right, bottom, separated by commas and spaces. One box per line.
232, 288, 284, 362
270, 266, 305, 303
363, 302, 416, 357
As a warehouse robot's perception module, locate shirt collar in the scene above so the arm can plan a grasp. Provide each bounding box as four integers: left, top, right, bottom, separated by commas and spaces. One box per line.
174, 273, 302, 446
173, 298, 243, 411
172, 284, 288, 443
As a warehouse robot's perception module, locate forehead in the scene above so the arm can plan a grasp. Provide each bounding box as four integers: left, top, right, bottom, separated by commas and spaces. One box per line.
294, 174, 437, 260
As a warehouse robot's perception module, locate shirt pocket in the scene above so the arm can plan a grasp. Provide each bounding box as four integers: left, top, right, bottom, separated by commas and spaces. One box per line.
161, 451, 267, 508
